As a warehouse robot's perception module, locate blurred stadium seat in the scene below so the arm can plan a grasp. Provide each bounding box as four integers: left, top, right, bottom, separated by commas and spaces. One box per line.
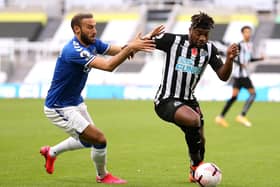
0, 0, 280, 100
0, 11, 47, 41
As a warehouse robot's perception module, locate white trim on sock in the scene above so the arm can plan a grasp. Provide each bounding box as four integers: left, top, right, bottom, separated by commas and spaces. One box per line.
50, 137, 85, 157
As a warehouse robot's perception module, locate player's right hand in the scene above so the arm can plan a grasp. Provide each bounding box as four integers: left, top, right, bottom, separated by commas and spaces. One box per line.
226, 43, 239, 60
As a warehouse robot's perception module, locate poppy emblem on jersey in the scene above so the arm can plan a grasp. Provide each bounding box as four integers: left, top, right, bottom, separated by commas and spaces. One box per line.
191, 48, 198, 60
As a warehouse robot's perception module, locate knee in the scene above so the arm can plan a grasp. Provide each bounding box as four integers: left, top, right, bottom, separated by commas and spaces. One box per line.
80, 125, 107, 146
250, 93, 256, 99
189, 115, 201, 127
95, 131, 107, 145
175, 107, 201, 127
230, 96, 237, 102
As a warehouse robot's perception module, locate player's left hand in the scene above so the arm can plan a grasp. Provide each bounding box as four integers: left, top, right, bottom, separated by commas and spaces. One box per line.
127, 52, 135, 60
128, 32, 156, 53
142, 25, 165, 40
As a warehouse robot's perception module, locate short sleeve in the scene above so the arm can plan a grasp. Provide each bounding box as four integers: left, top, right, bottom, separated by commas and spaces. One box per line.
155, 33, 175, 52
63, 44, 95, 66
209, 44, 223, 71
94, 39, 110, 55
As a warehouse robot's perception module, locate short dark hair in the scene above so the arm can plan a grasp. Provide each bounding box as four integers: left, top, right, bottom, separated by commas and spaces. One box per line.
241, 25, 252, 33
71, 13, 93, 32
190, 12, 214, 30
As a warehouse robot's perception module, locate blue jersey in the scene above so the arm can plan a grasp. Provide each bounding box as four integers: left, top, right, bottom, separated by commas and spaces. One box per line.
45, 36, 109, 108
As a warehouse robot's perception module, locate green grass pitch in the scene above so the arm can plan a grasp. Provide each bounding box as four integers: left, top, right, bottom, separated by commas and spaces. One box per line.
0, 99, 279, 187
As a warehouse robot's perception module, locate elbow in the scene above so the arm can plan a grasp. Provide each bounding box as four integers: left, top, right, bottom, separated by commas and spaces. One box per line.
104, 68, 114, 72
217, 68, 231, 81
108, 64, 117, 72
218, 74, 230, 81
107, 68, 114, 72
103, 64, 116, 72
220, 77, 228, 82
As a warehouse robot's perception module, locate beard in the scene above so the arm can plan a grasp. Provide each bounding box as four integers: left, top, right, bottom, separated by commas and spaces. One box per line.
80, 31, 94, 45
196, 42, 205, 48
191, 40, 206, 48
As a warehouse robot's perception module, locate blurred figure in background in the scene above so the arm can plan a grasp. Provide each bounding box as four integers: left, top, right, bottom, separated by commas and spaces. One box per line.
215, 25, 264, 127
40, 13, 162, 184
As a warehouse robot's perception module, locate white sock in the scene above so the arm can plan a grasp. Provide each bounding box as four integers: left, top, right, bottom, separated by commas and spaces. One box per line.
91, 147, 108, 178
49, 137, 85, 157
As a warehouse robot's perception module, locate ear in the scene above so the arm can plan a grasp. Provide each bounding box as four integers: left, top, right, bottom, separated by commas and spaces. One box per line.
73, 25, 81, 34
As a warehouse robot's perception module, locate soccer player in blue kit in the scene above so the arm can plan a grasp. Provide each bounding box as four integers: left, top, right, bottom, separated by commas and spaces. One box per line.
40, 13, 163, 184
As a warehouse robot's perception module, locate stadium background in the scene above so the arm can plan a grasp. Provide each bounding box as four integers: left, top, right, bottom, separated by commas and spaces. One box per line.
0, 1, 280, 187
0, 0, 280, 101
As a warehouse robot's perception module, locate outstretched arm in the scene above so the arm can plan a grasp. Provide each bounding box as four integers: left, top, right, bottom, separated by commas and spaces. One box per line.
216, 43, 239, 81
106, 45, 122, 56
142, 24, 165, 39
250, 56, 264, 62
89, 33, 155, 72
105, 25, 165, 57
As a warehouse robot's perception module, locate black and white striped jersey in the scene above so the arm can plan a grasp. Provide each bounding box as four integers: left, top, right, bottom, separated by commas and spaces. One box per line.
154, 33, 223, 103
232, 41, 260, 78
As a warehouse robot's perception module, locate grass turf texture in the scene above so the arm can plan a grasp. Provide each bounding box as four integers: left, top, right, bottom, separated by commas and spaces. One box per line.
0, 99, 279, 187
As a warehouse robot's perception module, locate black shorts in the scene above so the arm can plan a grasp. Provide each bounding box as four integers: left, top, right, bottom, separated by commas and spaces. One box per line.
233, 77, 254, 89
154, 98, 203, 125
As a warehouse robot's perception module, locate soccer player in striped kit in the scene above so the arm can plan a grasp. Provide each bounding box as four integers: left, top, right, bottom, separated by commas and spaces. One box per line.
215, 25, 264, 127
40, 13, 161, 184
148, 12, 239, 183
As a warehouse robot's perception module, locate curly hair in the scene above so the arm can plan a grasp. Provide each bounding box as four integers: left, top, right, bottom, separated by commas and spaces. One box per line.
190, 12, 214, 30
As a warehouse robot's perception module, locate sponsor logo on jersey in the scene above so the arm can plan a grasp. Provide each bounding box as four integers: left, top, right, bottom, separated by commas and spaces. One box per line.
175, 56, 203, 74
200, 49, 208, 57
80, 50, 93, 61
73, 41, 83, 52
83, 66, 91, 73
174, 101, 182, 107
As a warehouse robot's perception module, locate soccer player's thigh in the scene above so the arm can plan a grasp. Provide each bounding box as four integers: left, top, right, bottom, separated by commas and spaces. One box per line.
65, 109, 104, 144
232, 78, 241, 96
44, 106, 91, 140
243, 78, 255, 94
155, 99, 200, 127
175, 104, 200, 127
78, 102, 95, 125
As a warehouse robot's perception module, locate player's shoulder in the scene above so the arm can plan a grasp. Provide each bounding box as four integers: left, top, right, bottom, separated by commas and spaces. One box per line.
205, 42, 220, 56
238, 40, 248, 46
207, 41, 217, 50
63, 38, 86, 54
156, 33, 188, 42
164, 33, 187, 38
93, 38, 103, 44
